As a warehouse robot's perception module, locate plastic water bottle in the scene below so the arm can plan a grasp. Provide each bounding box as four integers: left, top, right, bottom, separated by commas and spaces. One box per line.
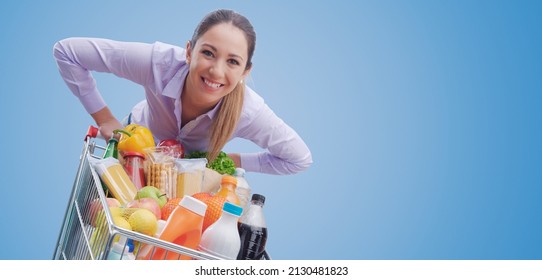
123, 239, 136, 260
237, 194, 268, 260
107, 236, 135, 260
234, 168, 251, 211
199, 202, 243, 259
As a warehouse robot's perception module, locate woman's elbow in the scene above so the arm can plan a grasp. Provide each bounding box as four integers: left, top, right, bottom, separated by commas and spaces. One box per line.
52, 39, 68, 61
287, 153, 313, 174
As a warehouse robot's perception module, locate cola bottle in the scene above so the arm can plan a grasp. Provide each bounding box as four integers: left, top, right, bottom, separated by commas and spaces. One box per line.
237, 194, 268, 260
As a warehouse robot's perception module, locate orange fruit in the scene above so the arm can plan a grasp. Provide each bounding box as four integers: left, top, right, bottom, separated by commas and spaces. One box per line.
192, 192, 212, 203
161, 197, 181, 221
201, 195, 226, 232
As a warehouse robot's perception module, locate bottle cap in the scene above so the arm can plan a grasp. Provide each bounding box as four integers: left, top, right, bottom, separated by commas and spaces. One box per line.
234, 168, 246, 177
122, 151, 146, 159
179, 195, 208, 216
127, 239, 135, 253
251, 194, 265, 204
223, 201, 243, 217
221, 175, 237, 186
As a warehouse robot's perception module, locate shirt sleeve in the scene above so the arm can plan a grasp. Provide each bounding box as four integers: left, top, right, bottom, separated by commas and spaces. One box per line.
238, 102, 313, 175
53, 37, 154, 114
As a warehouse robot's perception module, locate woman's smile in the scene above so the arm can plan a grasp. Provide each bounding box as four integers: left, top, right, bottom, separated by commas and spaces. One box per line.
202, 77, 224, 90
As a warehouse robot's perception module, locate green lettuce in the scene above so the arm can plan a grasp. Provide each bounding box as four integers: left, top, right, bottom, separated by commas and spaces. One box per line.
185, 151, 236, 175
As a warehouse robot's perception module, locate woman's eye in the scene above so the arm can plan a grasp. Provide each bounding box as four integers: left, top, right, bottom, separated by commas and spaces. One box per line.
202, 50, 213, 57
228, 59, 240, 66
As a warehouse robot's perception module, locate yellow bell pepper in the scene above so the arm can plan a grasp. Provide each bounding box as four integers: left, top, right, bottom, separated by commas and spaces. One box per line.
113, 124, 155, 154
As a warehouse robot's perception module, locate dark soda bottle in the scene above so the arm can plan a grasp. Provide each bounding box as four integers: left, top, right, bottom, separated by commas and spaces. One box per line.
237, 194, 268, 260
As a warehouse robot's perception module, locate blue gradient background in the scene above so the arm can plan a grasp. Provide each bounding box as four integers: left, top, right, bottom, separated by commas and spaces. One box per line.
1, 1, 541, 260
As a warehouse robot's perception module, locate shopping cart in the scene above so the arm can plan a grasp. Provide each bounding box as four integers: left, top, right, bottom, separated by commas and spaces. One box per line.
52, 126, 219, 260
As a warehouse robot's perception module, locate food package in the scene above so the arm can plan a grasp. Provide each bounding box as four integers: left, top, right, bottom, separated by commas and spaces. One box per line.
173, 158, 207, 198
202, 168, 225, 194
143, 147, 177, 199
92, 157, 138, 205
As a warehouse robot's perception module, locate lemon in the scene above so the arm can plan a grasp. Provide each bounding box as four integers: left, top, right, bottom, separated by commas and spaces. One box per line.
113, 216, 131, 230
128, 209, 157, 236
119, 207, 140, 220
95, 207, 122, 227
110, 207, 122, 218
112, 216, 131, 243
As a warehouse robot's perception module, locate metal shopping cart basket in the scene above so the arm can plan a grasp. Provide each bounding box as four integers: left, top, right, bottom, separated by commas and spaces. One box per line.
52, 126, 219, 260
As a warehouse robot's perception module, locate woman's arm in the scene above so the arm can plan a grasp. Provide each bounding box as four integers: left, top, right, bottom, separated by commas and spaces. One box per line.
53, 37, 154, 137
237, 103, 313, 175
90, 107, 123, 140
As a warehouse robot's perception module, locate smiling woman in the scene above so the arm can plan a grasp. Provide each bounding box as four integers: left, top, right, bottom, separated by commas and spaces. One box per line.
183, 19, 253, 162
53, 9, 312, 176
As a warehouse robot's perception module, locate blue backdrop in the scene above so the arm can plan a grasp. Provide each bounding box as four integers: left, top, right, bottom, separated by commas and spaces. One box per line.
1, 0, 541, 259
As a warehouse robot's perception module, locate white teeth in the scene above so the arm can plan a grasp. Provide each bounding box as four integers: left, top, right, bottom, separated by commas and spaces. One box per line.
204, 78, 222, 88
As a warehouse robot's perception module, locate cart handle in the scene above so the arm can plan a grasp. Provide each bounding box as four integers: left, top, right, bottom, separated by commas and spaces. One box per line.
85, 126, 103, 141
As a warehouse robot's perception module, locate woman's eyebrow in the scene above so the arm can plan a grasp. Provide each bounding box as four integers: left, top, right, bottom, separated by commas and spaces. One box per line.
202, 43, 245, 61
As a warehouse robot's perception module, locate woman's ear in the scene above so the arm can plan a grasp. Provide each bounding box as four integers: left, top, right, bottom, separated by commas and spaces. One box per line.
243, 63, 252, 78
185, 40, 192, 64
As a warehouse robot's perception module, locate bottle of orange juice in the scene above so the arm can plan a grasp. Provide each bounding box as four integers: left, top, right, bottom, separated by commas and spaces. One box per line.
145, 195, 207, 260
215, 175, 241, 206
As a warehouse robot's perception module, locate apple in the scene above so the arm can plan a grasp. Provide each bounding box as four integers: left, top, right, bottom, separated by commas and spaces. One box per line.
158, 139, 184, 158
88, 197, 121, 227
127, 197, 161, 220
135, 186, 168, 208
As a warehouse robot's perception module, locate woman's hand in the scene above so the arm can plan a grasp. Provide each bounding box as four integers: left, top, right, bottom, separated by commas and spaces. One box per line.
98, 120, 123, 140
91, 106, 123, 140
227, 153, 241, 168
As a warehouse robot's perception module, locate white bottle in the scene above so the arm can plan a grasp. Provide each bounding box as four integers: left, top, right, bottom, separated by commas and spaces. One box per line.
122, 239, 136, 260
107, 236, 135, 260
198, 202, 243, 259
234, 168, 251, 211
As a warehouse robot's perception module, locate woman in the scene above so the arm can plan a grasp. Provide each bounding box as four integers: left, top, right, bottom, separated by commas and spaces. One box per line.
53, 9, 312, 175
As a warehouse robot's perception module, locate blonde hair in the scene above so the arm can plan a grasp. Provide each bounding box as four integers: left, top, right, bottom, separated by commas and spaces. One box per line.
207, 82, 244, 162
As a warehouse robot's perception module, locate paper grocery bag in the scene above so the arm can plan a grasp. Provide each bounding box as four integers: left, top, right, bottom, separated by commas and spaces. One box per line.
202, 168, 224, 194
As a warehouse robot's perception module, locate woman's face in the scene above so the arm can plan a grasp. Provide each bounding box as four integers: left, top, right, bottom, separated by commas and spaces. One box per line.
185, 22, 251, 109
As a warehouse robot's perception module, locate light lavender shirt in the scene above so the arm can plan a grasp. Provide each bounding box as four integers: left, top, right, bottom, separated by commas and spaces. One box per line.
53, 37, 312, 175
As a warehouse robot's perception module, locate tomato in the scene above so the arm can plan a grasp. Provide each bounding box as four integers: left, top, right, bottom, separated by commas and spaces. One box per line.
158, 139, 185, 158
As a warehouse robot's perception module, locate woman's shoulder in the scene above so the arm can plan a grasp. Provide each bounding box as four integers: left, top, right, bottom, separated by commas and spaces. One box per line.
149, 41, 189, 86
151, 41, 187, 66
241, 86, 266, 118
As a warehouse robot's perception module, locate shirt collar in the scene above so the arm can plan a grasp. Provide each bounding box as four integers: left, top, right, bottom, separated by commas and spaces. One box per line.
162, 63, 189, 99
205, 98, 223, 120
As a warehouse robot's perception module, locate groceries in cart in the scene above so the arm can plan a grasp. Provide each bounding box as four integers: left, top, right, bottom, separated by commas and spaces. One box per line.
93, 157, 138, 205
78, 124, 270, 260
113, 124, 156, 154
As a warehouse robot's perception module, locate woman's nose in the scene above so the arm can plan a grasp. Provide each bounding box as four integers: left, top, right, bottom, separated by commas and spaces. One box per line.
209, 61, 225, 78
